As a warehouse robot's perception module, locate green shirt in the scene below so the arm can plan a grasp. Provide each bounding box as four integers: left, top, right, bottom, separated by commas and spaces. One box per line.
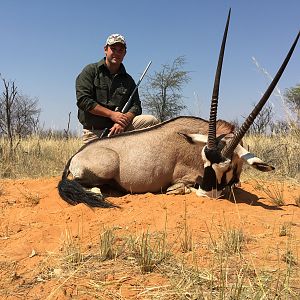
76, 58, 142, 130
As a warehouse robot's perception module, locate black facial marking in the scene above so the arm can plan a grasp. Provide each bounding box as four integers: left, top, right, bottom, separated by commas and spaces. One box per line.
200, 165, 232, 192
204, 147, 224, 164
201, 166, 218, 191
200, 146, 236, 192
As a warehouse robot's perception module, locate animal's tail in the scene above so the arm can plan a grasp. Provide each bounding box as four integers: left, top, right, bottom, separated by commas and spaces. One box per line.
57, 158, 115, 208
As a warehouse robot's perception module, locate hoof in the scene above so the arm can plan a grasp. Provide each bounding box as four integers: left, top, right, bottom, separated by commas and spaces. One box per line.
85, 187, 104, 200
90, 187, 102, 194
166, 183, 191, 195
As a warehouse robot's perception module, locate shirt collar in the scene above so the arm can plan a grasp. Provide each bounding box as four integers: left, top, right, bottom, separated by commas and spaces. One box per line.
97, 57, 127, 75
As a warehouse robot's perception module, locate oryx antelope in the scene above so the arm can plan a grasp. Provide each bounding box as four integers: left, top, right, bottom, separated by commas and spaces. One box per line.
58, 10, 299, 207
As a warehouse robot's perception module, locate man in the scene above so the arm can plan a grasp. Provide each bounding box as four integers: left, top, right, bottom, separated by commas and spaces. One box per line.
76, 33, 159, 143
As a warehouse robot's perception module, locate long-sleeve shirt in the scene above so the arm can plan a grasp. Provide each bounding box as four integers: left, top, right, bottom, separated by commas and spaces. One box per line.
76, 58, 142, 130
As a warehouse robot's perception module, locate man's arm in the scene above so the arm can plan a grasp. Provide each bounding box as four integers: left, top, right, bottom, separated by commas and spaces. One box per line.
89, 104, 131, 128
76, 64, 99, 112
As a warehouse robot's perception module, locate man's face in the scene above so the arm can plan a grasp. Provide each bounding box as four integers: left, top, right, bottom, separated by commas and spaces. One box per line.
105, 43, 126, 65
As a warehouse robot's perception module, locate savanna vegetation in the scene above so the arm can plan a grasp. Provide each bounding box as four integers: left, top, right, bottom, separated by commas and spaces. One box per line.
0, 64, 299, 299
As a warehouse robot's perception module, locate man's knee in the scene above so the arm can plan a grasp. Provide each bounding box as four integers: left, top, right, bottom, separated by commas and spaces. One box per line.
131, 115, 159, 130
144, 115, 159, 126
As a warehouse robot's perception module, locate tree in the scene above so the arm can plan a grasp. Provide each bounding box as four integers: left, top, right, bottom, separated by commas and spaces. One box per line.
141, 56, 190, 122
248, 103, 274, 135
0, 76, 40, 152
284, 83, 300, 125
271, 119, 290, 135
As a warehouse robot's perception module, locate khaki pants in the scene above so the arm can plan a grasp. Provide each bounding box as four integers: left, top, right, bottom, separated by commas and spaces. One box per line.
82, 115, 159, 144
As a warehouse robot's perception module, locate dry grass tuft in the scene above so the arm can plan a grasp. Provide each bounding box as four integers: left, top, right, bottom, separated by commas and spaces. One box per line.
282, 249, 297, 266
61, 228, 84, 267
279, 222, 292, 237
253, 179, 286, 206
128, 229, 170, 273
180, 200, 193, 253
98, 226, 124, 261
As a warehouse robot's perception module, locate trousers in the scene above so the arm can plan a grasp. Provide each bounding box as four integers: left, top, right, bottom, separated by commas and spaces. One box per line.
82, 114, 159, 144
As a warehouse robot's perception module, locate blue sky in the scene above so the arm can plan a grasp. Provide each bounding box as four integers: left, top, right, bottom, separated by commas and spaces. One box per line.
0, 0, 299, 132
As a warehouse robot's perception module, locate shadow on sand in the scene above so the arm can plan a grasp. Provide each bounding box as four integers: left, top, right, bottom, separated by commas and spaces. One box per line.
99, 185, 285, 211
223, 187, 283, 211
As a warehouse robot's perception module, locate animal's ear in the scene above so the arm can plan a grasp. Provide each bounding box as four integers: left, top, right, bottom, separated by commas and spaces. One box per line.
234, 144, 275, 172
251, 161, 275, 172
177, 133, 208, 144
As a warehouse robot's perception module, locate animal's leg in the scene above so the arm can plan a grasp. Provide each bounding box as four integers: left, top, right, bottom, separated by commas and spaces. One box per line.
167, 171, 198, 195
166, 182, 193, 195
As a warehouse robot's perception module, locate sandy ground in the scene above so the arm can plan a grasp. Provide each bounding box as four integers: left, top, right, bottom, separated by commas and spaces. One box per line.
0, 177, 299, 299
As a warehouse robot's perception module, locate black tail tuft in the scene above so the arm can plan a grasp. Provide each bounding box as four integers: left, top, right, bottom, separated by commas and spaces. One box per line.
58, 177, 116, 208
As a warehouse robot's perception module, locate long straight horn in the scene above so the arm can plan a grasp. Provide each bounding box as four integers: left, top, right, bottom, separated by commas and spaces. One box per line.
222, 31, 300, 158
207, 8, 231, 150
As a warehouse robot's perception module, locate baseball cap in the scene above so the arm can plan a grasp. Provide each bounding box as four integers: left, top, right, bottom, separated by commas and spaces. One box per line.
105, 34, 127, 48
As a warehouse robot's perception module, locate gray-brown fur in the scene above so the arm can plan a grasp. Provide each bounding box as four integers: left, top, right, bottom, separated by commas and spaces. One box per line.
58, 116, 240, 206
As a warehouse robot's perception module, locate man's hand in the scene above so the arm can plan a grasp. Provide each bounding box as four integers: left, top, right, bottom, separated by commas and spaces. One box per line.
89, 105, 131, 127
110, 111, 130, 127
109, 112, 135, 136
89, 104, 136, 137
109, 123, 125, 136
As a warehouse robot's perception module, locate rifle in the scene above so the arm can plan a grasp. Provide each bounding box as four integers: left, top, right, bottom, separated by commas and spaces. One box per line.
99, 60, 152, 138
